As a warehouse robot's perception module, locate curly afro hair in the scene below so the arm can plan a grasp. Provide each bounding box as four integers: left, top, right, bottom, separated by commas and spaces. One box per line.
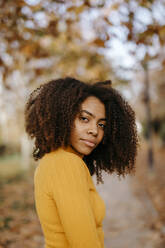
25, 77, 138, 184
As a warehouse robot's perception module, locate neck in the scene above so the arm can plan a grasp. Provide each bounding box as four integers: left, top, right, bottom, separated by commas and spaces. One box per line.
62, 145, 84, 159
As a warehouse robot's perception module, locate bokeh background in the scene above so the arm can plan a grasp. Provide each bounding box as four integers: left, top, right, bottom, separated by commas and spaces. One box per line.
0, 0, 165, 247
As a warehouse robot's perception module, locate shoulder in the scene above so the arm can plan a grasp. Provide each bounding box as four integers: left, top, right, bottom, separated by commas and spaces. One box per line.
34, 148, 90, 190
36, 148, 87, 176
43, 148, 83, 165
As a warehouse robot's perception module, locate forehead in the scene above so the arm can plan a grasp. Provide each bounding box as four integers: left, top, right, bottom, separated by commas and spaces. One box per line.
80, 96, 106, 118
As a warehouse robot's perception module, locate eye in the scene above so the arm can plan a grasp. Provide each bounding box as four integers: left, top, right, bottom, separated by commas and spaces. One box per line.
98, 123, 106, 129
79, 116, 89, 122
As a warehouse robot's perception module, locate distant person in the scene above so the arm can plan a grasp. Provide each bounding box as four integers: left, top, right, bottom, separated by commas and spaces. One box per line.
24, 77, 138, 248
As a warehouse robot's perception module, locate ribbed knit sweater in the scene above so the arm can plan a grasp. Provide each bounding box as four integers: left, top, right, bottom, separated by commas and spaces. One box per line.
34, 146, 106, 248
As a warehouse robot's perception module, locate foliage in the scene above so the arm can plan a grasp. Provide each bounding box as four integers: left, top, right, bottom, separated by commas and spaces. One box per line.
142, 117, 165, 145
0, 0, 112, 86
135, 138, 165, 229
0, 0, 114, 141
0, 167, 43, 247
0, 0, 165, 141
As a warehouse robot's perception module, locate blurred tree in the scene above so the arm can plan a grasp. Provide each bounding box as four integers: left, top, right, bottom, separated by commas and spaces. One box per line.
137, 68, 165, 147
0, 0, 113, 165
89, 0, 165, 168
0, 0, 165, 168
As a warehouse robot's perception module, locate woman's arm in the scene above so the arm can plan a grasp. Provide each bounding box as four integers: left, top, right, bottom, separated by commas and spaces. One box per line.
49, 153, 103, 248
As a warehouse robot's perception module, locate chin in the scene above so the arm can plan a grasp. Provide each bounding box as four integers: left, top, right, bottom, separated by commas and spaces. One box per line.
79, 147, 94, 156
71, 146, 91, 156
81, 151, 91, 156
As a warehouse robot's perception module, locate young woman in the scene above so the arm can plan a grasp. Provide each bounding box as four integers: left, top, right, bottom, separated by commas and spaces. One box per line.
25, 77, 138, 248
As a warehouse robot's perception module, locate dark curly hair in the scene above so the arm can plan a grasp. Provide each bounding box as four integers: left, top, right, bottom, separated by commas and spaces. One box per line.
25, 77, 138, 184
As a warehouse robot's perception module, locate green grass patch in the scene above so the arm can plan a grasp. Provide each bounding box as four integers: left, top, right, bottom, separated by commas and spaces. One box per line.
0, 153, 27, 185
0, 153, 22, 177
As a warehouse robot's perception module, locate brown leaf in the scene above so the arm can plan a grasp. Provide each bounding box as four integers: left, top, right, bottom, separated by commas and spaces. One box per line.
91, 38, 106, 47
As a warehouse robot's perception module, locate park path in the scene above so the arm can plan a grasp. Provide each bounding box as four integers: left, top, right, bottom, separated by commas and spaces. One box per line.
93, 172, 161, 248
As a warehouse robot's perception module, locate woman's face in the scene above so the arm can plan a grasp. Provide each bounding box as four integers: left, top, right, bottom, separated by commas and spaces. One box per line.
70, 96, 106, 156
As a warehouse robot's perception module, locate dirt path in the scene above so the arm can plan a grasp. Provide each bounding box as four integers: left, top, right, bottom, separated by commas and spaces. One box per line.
93, 172, 162, 248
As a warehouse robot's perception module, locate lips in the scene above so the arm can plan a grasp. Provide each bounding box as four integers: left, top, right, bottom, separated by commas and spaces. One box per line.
81, 139, 96, 148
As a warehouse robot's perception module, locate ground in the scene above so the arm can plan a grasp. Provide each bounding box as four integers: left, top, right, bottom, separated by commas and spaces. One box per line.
0, 139, 164, 248
95, 173, 164, 248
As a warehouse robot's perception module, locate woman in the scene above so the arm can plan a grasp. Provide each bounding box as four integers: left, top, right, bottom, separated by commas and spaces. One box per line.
25, 77, 138, 248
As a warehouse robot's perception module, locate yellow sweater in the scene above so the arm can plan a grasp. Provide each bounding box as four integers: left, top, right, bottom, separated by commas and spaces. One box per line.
34, 146, 106, 248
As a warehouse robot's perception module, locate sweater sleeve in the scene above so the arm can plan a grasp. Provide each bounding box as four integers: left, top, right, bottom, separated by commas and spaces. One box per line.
49, 153, 103, 248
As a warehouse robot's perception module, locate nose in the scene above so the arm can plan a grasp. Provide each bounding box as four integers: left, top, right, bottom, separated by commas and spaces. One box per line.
87, 124, 98, 136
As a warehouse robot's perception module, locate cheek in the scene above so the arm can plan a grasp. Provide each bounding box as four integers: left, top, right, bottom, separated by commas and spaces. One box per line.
73, 120, 85, 134
98, 131, 104, 143
70, 121, 82, 141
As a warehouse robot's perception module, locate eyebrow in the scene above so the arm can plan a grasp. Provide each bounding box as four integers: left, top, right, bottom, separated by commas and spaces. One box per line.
80, 110, 107, 121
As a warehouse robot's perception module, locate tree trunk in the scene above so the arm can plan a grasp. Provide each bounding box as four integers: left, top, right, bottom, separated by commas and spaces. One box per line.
143, 62, 154, 169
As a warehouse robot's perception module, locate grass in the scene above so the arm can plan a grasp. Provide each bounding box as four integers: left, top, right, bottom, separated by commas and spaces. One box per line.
0, 153, 35, 187
0, 153, 22, 176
